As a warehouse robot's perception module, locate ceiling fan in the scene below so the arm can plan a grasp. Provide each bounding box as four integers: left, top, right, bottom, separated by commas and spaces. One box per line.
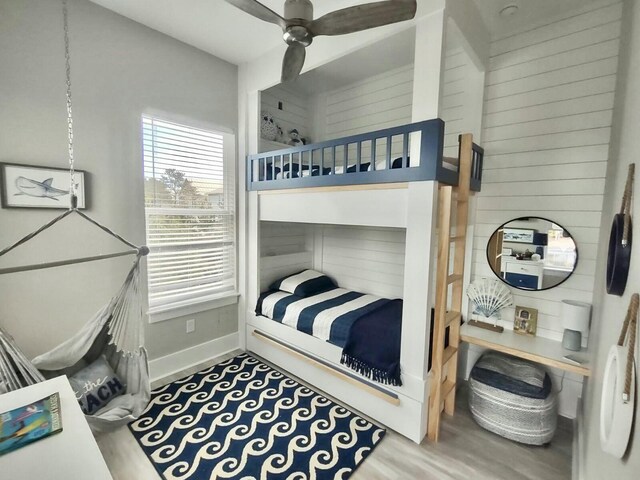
225, 0, 417, 82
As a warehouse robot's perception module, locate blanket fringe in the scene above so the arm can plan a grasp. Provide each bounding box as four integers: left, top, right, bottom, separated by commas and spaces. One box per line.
341, 353, 402, 387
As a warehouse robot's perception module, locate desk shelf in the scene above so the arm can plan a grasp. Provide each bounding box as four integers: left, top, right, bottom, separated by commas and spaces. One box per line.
460, 323, 590, 377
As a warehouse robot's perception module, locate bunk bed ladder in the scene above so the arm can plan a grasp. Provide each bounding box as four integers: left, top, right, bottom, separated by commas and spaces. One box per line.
427, 133, 475, 442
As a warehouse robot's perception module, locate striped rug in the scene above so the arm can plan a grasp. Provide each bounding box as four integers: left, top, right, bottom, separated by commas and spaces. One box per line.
129, 353, 385, 479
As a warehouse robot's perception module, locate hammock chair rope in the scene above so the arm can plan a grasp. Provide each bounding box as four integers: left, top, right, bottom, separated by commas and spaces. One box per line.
617, 293, 639, 402
620, 163, 635, 246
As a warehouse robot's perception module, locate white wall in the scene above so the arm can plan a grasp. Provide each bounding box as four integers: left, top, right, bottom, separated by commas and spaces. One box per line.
465, 0, 623, 418
317, 225, 406, 299
317, 65, 414, 141
261, 85, 312, 145
0, 0, 238, 361
582, 0, 640, 477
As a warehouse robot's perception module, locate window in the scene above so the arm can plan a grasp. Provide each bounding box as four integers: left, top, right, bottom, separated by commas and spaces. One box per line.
143, 115, 236, 316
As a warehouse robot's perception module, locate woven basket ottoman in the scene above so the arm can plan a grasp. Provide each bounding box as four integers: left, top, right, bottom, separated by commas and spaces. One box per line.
468, 351, 558, 445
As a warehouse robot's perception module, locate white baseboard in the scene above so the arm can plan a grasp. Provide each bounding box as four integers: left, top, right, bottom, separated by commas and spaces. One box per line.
573, 396, 585, 480
149, 332, 240, 383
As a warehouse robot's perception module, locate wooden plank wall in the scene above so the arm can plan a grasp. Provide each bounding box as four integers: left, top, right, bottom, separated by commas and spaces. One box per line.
466, 0, 623, 417
259, 222, 313, 292
314, 64, 414, 168
261, 85, 312, 144
258, 221, 405, 299
319, 225, 406, 299
441, 46, 472, 157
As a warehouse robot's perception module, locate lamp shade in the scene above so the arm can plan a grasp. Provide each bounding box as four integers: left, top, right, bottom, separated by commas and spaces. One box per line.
562, 300, 591, 332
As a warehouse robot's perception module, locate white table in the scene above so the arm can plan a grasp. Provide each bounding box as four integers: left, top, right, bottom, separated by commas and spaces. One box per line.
460, 323, 590, 377
0, 376, 113, 479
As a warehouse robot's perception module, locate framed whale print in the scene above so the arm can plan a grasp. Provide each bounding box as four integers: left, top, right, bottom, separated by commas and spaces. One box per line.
0, 163, 86, 209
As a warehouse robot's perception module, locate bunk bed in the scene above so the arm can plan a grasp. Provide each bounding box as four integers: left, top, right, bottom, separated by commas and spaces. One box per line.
245, 118, 484, 443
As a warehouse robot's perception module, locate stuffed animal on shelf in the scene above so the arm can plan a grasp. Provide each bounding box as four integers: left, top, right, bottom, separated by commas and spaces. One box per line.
260, 112, 279, 141
288, 128, 308, 146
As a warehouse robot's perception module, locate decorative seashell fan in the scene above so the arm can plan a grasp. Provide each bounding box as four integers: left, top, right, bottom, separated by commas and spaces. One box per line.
466, 278, 514, 332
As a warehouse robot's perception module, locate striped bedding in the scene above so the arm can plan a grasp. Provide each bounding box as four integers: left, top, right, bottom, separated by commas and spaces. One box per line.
256, 288, 390, 348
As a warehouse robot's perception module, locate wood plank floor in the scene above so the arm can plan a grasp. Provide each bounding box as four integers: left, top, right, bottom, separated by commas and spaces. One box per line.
97, 350, 572, 480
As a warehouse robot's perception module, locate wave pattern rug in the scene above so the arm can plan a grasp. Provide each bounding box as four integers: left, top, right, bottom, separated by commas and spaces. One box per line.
129, 353, 385, 480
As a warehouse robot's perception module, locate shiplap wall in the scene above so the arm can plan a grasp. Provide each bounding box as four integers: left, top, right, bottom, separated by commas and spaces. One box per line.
466, 0, 622, 417
313, 64, 414, 167
258, 222, 405, 299
321, 64, 414, 139
261, 85, 312, 144
318, 225, 406, 299
259, 221, 312, 292
260, 221, 309, 257
441, 46, 472, 157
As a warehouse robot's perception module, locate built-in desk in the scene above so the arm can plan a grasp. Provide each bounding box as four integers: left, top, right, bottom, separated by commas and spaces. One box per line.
460, 323, 591, 377
0, 376, 112, 479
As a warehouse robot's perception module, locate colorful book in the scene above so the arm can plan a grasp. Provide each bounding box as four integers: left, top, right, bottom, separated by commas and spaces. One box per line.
0, 392, 63, 456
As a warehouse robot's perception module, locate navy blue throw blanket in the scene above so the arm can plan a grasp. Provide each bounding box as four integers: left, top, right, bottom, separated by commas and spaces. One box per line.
340, 299, 403, 387
256, 290, 403, 386
470, 353, 552, 399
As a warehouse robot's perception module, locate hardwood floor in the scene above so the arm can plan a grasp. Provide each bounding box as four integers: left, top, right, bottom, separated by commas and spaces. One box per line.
97, 350, 572, 480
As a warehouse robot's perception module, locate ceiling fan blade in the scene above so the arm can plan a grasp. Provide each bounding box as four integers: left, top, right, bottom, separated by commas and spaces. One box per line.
308, 1, 417, 37
281, 44, 306, 83
225, 0, 286, 29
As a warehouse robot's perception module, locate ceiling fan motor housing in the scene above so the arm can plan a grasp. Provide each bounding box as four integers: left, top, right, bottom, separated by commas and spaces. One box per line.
284, 0, 313, 22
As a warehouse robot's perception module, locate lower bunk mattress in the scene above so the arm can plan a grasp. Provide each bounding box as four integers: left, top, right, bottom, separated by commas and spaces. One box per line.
256, 287, 403, 386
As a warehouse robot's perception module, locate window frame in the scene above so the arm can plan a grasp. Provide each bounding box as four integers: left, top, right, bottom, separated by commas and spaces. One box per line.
141, 113, 238, 323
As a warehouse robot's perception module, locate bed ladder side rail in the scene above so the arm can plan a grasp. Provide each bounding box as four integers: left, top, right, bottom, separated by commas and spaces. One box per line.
427, 133, 474, 443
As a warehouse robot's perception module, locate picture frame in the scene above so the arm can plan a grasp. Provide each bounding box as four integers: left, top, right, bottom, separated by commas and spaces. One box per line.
0, 163, 85, 209
503, 228, 535, 244
514, 305, 538, 336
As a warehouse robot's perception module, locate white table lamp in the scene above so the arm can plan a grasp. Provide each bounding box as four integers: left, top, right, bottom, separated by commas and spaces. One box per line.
562, 300, 591, 351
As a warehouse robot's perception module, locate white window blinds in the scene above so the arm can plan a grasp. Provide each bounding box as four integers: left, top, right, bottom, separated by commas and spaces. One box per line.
143, 115, 236, 312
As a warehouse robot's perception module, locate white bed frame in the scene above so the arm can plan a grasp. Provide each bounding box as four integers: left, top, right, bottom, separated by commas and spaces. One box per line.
245, 181, 439, 443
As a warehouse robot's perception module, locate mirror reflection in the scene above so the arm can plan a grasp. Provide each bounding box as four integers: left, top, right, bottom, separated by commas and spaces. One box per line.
486, 217, 578, 291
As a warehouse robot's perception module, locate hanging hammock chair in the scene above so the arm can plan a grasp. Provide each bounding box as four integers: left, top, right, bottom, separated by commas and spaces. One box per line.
0, 208, 151, 434
0, 0, 150, 434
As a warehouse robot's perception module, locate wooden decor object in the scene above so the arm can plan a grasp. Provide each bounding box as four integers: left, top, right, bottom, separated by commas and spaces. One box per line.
467, 319, 504, 333
607, 164, 634, 295
427, 134, 475, 442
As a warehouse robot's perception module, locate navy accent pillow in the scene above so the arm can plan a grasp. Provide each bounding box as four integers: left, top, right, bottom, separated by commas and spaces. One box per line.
261, 164, 281, 180
391, 157, 410, 169
269, 270, 337, 297
346, 162, 370, 173
68, 356, 127, 415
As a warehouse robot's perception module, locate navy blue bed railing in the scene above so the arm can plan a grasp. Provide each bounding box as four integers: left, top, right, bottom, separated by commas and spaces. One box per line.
247, 118, 483, 192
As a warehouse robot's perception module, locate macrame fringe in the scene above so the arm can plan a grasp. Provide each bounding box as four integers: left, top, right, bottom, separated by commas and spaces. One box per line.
341, 352, 402, 387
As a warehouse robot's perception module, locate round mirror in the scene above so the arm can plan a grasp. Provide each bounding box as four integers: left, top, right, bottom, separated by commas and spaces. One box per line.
486, 217, 578, 291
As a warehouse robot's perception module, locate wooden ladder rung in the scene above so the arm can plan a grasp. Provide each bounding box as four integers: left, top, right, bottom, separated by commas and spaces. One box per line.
445, 311, 461, 327
440, 379, 457, 411
443, 156, 459, 167
429, 133, 475, 443
443, 345, 458, 365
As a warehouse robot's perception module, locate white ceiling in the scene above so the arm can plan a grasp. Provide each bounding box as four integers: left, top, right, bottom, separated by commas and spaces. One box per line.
89, 0, 605, 66
471, 0, 603, 39
287, 27, 416, 95
89, 0, 388, 65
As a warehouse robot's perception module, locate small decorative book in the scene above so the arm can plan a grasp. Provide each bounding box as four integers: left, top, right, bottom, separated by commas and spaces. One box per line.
0, 392, 63, 455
